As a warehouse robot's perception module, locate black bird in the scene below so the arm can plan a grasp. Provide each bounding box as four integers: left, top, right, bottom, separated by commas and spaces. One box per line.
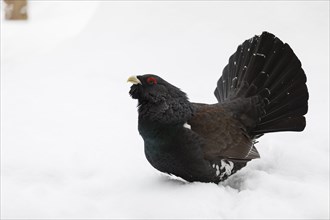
127, 32, 309, 183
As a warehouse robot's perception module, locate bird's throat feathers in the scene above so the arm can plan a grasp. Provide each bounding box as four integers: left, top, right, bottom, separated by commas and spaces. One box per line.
138, 91, 195, 125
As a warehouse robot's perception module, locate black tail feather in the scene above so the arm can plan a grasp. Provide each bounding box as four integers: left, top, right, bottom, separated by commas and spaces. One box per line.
215, 32, 309, 136
253, 116, 306, 134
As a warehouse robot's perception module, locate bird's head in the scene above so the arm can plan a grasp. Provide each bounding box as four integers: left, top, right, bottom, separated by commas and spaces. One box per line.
128, 74, 169, 103
127, 74, 194, 124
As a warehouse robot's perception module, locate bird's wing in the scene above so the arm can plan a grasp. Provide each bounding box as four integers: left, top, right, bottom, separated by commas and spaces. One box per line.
188, 103, 260, 161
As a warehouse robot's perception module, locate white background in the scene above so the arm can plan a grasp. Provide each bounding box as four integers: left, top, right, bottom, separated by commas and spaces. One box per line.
1, 1, 329, 219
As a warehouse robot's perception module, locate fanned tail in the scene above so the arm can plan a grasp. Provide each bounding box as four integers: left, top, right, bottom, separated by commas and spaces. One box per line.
214, 32, 309, 136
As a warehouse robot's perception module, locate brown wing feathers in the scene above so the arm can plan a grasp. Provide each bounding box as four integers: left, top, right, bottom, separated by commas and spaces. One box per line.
189, 103, 258, 160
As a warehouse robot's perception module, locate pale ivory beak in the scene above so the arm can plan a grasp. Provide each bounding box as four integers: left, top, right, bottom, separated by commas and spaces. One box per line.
127, 75, 142, 85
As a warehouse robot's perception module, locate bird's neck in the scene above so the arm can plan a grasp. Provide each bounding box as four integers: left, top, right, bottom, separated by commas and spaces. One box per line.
137, 98, 195, 124
136, 97, 194, 149
138, 118, 183, 150
138, 118, 181, 138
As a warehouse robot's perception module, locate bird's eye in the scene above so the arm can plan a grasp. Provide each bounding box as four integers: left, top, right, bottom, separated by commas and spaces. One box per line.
147, 77, 157, 85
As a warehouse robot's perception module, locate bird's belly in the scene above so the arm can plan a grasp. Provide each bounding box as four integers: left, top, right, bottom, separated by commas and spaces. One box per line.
140, 126, 248, 183
144, 143, 183, 176
144, 142, 214, 182
145, 142, 248, 183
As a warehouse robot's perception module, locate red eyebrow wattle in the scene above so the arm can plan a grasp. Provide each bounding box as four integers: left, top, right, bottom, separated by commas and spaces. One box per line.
147, 77, 157, 85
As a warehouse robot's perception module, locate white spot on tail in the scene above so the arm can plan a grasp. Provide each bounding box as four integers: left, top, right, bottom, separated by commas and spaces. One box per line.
219, 160, 234, 179
264, 97, 270, 104
183, 122, 191, 129
215, 165, 220, 176
212, 160, 235, 179
253, 53, 266, 58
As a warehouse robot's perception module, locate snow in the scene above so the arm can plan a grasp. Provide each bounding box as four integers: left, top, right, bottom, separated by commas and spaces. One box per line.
1, 1, 329, 219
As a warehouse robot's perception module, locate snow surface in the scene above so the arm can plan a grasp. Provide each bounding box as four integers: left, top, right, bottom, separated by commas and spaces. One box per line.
1, 1, 329, 219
